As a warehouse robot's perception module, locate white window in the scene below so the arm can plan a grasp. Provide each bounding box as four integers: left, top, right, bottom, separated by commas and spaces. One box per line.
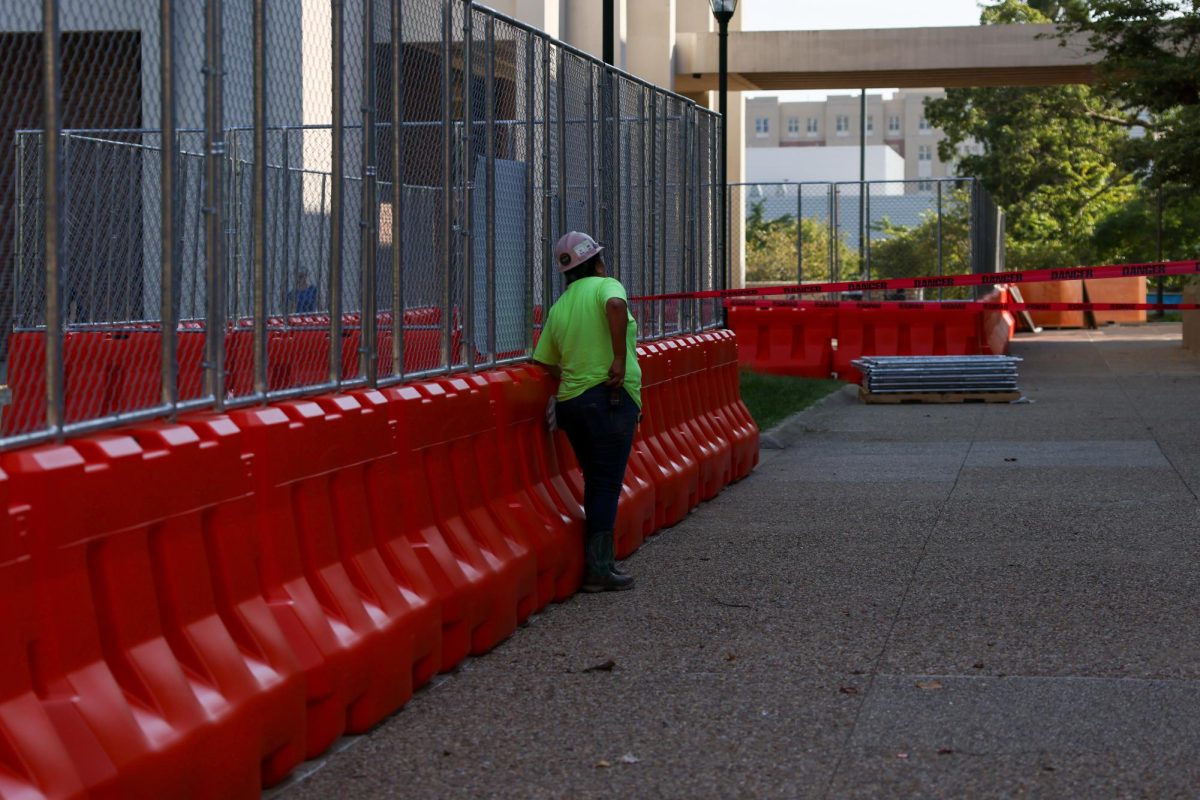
917, 180, 934, 192
787, 117, 799, 135
887, 115, 901, 133
918, 116, 931, 132
918, 144, 933, 161
866, 115, 874, 134
755, 117, 769, 137
835, 115, 849, 135
806, 117, 819, 134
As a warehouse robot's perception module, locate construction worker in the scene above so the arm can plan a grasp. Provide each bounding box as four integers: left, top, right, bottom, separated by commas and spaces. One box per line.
533, 231, 641, 593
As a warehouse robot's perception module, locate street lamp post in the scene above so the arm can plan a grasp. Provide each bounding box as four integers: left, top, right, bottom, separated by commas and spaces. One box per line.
709, 0, 736, 295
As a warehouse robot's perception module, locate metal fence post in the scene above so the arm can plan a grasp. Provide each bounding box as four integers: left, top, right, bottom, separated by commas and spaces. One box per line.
523, 32, 535, 357
252, 0, 268, 397
42, 0, 64, 434
645, 94, 657, 335
686, 107, 696, 331
440, 0, 454, 370
160, 0, 179, 413
585, 63, 595, 235
540, 39, 552, 323
461, 1, 475, 372
796, 184, 803, 284
204, 0, 226, 408
14, 134, 26, 328
280, 130, 291, 319
556, 47, 568, 249
611, 75, 621, 281
829, 184, 837, 283
638, 87, 648, 322
391, 0, 404, 377
936, 179, 944, 300
361, 0, 379, 385
329, 0, 345, 385
864, 181, 871, 281
657, 98, 666, 339
484, 14, 496, 365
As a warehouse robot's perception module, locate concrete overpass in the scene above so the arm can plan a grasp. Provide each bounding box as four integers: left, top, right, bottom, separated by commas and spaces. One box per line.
675, 24, 1100, 91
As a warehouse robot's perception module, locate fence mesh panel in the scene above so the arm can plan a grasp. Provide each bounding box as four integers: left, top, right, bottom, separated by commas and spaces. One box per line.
2, 0, 725, 449
735, 178, 1000, 299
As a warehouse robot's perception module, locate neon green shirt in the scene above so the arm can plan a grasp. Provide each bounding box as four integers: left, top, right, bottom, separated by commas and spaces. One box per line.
533, 276, 642, 408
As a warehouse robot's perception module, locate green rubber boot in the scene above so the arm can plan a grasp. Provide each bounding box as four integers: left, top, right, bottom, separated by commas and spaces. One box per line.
582, 532, 634, 592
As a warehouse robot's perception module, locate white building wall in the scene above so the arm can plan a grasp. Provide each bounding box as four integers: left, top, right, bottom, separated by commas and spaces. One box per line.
744, 145, 905, 190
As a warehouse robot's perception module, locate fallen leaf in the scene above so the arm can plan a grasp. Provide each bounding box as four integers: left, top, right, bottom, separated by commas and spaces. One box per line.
839, 686, 859, 695
938, 748, 954, 755
1004, 457, 1018, 462
619, 753, 640, 764
972, 662, 985, 669
726, 652, 737, 662
583, 660, 616, 673
1042, 765, 1056, 772
594, 760, 612, 769
915, 680, 944, 691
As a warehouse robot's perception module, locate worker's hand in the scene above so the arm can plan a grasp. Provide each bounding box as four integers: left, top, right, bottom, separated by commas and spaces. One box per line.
605, 356, 626, 388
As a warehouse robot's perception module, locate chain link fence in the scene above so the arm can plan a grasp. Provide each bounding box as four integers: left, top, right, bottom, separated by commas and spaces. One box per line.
1, 0, 723, 449
734, 178, 1003, 298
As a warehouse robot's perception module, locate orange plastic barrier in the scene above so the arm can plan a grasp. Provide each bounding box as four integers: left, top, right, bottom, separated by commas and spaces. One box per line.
229, 396, 417, 755
0, 466, 89, 800
0, 328, 760, 796
980, 288, 1016, 356
4, 433, 276, 798
635, 342, 701, 528
1084, 276, 1147, 325
663, 338, 731, 500
834, 309, 993, 381
725, 304, 834, 378
705, 329, 760, 481
380, 383, 519, 669
1019, 280, 1085, 328
482, 366, 584, 600
427, 376, 540, 621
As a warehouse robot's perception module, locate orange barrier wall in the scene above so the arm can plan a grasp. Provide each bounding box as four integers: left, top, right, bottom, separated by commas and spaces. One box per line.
1019, 280, 1085, 328
0, 330, 757, 799
727, 301, 1011, 381
1083, 276, 1147, 325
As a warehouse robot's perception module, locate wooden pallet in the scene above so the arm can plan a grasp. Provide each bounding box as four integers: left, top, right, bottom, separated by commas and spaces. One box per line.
859, 386, 1021, 405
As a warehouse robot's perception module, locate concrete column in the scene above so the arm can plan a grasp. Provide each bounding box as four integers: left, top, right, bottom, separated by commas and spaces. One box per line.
626, 0, 674, 88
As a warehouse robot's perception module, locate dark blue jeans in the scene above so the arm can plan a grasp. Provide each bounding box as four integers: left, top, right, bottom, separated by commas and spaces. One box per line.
556, 384, 639, 539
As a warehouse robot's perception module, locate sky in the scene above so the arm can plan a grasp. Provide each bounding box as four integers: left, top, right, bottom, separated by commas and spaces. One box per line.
741, 0, 984, 33
739, 0, 986, 102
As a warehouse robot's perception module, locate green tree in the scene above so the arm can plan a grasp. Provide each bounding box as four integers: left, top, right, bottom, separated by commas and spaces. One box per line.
743, 199, 855, 283
924, 0, 1137, 263
1088, 185, 1200, 267
1054, 0, 1200, 188
868, 190, 972, 280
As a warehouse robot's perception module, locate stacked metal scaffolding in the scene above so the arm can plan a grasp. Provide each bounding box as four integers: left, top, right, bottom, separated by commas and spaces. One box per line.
852, 355, 1023, 394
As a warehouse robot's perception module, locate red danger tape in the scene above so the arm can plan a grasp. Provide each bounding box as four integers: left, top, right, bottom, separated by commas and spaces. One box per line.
629, 259, 1200, 302
725, 300, 1199, 312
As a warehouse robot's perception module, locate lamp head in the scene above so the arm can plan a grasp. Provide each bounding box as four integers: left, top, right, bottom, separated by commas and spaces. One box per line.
709, 0, 737, 23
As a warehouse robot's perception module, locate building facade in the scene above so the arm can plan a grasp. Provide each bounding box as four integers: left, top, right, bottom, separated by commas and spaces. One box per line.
746, 90, 981, 191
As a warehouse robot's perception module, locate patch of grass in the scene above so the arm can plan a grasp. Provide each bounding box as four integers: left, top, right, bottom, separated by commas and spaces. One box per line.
1148, 311, 1183, 323
738, 370, 843, 430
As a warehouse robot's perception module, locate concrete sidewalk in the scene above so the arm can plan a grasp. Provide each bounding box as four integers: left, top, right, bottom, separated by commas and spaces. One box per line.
282, 325, 1200, 799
